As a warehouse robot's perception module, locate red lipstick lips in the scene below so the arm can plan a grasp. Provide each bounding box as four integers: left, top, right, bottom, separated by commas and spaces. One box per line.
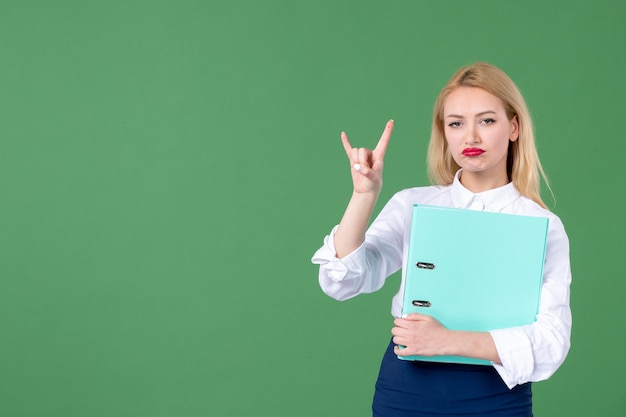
462, 148, 485, 156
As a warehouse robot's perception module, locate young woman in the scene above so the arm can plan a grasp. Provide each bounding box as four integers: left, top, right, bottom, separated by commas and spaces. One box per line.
312, 62, 571, 416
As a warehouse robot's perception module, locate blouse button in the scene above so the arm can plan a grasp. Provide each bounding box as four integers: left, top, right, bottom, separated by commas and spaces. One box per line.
468, 196, 485, 211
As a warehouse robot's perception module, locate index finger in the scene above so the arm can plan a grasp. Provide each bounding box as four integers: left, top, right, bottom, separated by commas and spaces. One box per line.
373, 119, 394, 158
402, 313, 428, 321
340, 131, 353, 158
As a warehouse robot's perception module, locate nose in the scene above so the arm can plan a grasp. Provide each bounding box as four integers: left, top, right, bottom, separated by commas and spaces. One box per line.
465, 124, 480, 145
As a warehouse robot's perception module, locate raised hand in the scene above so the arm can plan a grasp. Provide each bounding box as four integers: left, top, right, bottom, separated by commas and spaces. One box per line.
341, 120, 394, 196
333, 119, 394, 258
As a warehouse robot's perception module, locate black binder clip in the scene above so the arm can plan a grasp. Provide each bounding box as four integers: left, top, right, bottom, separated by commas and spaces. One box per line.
416, 261, 435, 270
412, 300, 432, 308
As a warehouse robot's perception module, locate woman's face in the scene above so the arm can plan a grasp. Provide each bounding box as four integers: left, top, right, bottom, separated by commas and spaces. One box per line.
443, 86, 519, 191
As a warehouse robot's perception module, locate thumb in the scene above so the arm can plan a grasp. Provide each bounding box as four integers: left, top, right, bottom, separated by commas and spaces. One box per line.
353, 163, 373, 177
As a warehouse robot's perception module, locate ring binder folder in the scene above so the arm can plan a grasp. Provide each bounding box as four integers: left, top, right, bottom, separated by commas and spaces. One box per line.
399, 204, 549, 365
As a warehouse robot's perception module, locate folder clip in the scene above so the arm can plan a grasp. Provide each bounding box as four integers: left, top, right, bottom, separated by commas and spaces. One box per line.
416, 262, 435, 270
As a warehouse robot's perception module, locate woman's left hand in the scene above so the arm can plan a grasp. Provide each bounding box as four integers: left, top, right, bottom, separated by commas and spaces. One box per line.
392, 313, 451, 357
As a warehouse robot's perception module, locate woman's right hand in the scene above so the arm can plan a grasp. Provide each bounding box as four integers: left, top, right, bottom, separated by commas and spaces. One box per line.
333, 120, 394, 258
341, 120, 394, 196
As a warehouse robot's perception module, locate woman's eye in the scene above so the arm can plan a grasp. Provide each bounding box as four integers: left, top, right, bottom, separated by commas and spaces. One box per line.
448, 121, 461, 128
480, 118, 495, 125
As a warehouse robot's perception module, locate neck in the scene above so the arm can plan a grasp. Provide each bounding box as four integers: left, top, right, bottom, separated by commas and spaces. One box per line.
459, 170, 509, 193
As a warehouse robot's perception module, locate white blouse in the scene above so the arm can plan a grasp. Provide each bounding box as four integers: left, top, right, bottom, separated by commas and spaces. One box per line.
312, 171, 572, 389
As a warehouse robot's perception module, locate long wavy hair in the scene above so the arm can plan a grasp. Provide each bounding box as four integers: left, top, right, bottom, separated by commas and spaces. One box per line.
427, 62, 549, 208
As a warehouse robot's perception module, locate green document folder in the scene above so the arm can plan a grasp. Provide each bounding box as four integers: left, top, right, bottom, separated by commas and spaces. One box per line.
399, 205, 549, 365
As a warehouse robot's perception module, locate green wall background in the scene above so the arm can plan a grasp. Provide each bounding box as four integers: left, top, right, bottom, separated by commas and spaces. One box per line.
1, 1, 625, 416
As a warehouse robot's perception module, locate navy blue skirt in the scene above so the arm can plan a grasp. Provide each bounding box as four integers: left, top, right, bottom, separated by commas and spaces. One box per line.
372, 339, 533, 417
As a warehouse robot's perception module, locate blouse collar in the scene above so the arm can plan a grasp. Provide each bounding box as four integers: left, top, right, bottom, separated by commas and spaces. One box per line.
450, 170, 521, 212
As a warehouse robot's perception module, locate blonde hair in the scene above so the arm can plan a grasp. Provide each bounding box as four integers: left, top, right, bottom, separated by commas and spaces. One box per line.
426, 62, 550, 208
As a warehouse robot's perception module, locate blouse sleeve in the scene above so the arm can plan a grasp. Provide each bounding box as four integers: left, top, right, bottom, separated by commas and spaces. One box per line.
489, 215, 572, 389
311, 191, 409, 301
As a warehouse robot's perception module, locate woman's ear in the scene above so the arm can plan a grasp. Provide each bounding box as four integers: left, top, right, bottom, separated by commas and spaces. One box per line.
509, 115, 520, 142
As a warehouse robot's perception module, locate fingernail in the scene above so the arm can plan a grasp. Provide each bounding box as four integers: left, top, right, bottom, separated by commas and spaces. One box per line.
353, 163, 361, 171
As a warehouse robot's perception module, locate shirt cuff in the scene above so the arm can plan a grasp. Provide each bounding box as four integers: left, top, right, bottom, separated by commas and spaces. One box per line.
489, 327, 534, 389
311, 226, 366, 282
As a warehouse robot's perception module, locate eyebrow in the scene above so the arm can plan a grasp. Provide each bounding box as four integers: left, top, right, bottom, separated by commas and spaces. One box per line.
445, 110, 497, 119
